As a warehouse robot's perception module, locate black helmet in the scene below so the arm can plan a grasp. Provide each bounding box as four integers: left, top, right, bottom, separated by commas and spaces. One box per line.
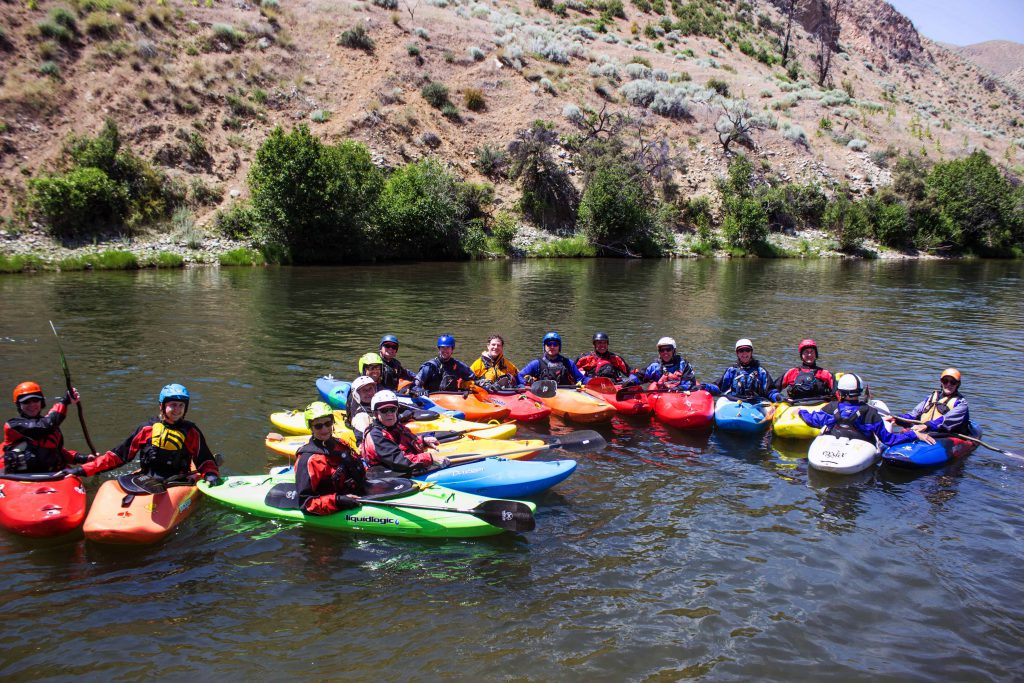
592, 331, 609, 343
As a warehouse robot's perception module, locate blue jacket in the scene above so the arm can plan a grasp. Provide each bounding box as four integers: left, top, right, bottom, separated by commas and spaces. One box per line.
415, 356, 475, 392
518, 354, 588, 386
628, 354, 697, 390
903, 391, 970, 434
799, 401, 920, 448
704, 360, 780, 402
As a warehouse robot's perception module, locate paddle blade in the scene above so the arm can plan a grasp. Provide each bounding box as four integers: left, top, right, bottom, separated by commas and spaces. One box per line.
530, 380, 557, 398
473, 500, 536, 532
553, 429, 607, 452
586, 377, 617, 394
118, 473, 166, 495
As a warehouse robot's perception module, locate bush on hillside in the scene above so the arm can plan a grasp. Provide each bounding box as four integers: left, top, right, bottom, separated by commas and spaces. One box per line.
507, 121, 578, 231
248, 126, 382, 263
578, 160, 667, 256
823, 190, 870, 253
28, 167, 127, 237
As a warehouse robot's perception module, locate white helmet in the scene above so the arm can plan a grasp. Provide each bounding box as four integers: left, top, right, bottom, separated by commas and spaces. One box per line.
735, 338, 753, 351
836, 373, 863, 395
352, 375, 376, 392
371, 390, 400, 411
657, 337, 676, 349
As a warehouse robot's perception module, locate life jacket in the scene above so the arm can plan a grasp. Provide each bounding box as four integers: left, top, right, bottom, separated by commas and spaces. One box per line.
359, 422, 422, 469
295, 439, 366, 498
380, 358, 408, 391
478, 354, 518, 388
790, 366, 828, 399
2, 426, 66, 474
920, 391, 968, 434
139, 421, 193, 477
578, 352, 625, 380
423, 357, 463, 391
730, 365, 761, 400
536, 355, 573, 384
822, 401, 876, 443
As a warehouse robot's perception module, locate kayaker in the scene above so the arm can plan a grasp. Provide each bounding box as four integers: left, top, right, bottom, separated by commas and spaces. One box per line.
357, 352, 385, 386
518, 332, 589, 386
294, 401, 366, 515
575, 332, 631, 382
898, 368, 971, 435
343, 375, 378, 444
62, 383, 221, 485
703, 339, 781, 402
798, 374, 935, 447
414, 334, 476, 393
3, 381, 93, 474
378, 334, 416, 391
775, 339, 836, 402
360, 390, 447, 475
624, 337, 698, 390
470, 334, 522, 391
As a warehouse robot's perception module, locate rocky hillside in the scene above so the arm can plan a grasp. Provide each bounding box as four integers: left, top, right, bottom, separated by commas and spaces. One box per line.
1, 0, 1023, 232
950, 39, 1024, 94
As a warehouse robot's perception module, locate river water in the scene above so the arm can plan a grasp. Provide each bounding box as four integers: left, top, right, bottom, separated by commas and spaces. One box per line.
2, 259, 1022, 681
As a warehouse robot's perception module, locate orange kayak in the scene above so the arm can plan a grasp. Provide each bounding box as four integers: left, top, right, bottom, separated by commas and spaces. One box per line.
427, 392, 510, 422
83, 479, 200, 544
528, 387, 616, 423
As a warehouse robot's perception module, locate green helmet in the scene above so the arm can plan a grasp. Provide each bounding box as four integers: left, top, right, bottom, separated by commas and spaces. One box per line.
304, 401, 334, 427
358, 352, 384, 374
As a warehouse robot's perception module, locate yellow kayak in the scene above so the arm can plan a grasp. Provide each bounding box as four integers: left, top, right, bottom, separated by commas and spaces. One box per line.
771, 402, 826, 439
268, 409, 516, 440
265, 431, 545, 461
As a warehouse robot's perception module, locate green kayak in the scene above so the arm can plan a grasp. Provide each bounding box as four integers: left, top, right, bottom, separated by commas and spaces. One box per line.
198, 475, 536, 538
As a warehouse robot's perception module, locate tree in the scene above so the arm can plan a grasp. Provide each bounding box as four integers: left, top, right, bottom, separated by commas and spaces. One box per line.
813, 0, 843, 87
507, 121, 578, 230
578, 159, 664, 256
715, 100, 770, 154
925, 150, 1015, 252
779, 0, 798, 67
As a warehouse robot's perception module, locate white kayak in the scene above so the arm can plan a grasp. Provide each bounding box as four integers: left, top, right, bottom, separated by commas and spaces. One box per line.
807, 400, 892, 474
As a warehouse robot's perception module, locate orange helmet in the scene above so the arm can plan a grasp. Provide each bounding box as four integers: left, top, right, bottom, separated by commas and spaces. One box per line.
13, 381, 44, 405
940, 368, 961, 383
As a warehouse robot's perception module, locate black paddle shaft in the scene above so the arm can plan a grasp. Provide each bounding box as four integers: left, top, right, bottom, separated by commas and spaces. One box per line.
49, 321, 99, 455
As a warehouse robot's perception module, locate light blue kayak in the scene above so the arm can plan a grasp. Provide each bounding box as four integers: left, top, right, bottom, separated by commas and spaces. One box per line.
714, 396, 770, 433
315, 376, 464, 419
272, 456, 577, 498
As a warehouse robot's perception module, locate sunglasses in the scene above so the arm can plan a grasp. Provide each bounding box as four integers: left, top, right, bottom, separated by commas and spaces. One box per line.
311, 421, 334, 430
736, 348, 753, 353
658, 347, 674, 353
941, 378, 959, 386
544, 341, 560, 346
382, 344, 398, 350
377, 406, 399, 414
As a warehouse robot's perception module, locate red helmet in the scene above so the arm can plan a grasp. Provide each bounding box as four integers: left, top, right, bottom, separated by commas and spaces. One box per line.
13, 381, 44, 405
798, 339, 818, 355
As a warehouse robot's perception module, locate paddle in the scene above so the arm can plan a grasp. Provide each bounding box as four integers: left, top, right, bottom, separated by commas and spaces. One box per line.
0, 471, 70, 482
447, 429, 606, 465
48, 320, 98, 456
353, 496, 535, 532
873, 407, 1024, 462
528, 380, 557, 398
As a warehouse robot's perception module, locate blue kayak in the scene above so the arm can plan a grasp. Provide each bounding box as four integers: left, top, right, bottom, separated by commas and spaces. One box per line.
315, 376, 464, 419
272, 457, 577, 498
714, 397, 769, 433
881, 423, 982, 468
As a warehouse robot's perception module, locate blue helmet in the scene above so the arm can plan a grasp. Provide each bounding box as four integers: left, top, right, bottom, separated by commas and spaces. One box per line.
542, 332, 562, 346
158, 383, 190, 406
437, 334, 455, 349
379, 334, 399, 347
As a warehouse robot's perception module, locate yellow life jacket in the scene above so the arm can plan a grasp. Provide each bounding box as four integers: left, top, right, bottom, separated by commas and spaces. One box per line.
921, 391, 958, 423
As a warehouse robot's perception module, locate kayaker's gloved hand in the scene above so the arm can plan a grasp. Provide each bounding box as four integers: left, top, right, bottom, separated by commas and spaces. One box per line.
335, 494, 360, 510
61, 466, 86, 478
73, 452, 96, 464
621, 377, 640, 388
203, 472, 221, 486
435, 457, 451, 469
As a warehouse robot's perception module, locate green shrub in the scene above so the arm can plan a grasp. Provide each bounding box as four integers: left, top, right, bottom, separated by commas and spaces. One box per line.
868, 193, 914, 249
373, 157, 469, 260
0, 254, 46, 273
144, 251, 185, 268
722, 195, 768, 251
338, 25, 374, 51
528, 235, 596, 257
706, 77, 729, 96
464, 88, 486, 112
421, 82, 450, 109
600, 0, 625, 20
507, 122, 578, 231
473, 144, 507, 178
219, 247, 266, 266
578, 160, 665, 256
28, 166, 127, 237
58, 249, 138, 271
84, 11, 121, 38
39, 61, 61, 78
925, 150, 1017, 252
213, 201, 262, 239
249, 126, 382, 263
490, 210, 518, 254
212, 23, 245, 47
441, 103, 461, 121
823, 192, 870, 253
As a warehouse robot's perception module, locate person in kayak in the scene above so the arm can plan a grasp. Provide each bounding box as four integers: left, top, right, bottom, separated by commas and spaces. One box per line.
703, 339, 781, 402
62, 383, 221, 485
3, 381, 93, 474
775, 338, 835, 402
360, 390, 447, 475
414, 334, 476, 393
378, 334, 416, 391
343, 375, 378, 444
471, 334, 522, 391
357, 352, 385, 387
518, 332, 589, 386
798, 374, 935, 447
624, 337, 698, 390
295, 401, 366, 515
898, 368, 971, 436
575, 332, 631, 382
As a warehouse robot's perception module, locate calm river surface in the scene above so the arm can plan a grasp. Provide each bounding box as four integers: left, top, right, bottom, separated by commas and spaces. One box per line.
2, 259, 1023, 681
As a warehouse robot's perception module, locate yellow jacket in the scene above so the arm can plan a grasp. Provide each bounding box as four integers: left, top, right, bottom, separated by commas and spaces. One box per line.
470, 354, 521, 389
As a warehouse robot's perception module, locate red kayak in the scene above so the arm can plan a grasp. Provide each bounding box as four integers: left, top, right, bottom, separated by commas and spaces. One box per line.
486, 391, 552, 422
582, 378, 652, 416
0, 472, 87, 538
648, 386, 714, 430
